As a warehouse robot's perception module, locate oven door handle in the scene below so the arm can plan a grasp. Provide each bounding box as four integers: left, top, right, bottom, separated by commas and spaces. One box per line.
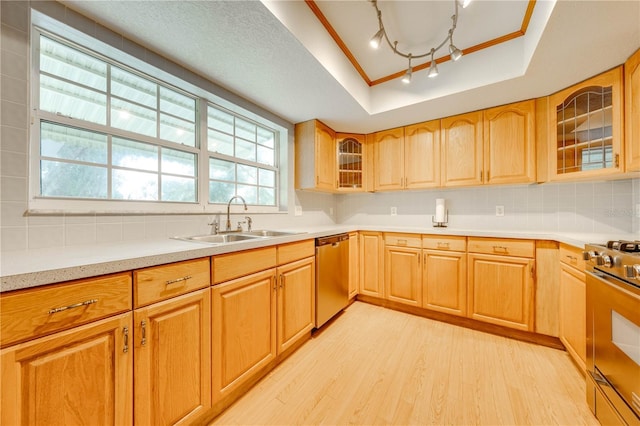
589, 369, 610, 387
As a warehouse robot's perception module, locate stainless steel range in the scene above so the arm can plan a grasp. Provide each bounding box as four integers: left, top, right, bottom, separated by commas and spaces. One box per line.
584, 240, 640, 425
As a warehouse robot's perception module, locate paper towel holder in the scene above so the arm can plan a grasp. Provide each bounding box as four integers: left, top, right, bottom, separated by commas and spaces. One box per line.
432, 210, 448, 227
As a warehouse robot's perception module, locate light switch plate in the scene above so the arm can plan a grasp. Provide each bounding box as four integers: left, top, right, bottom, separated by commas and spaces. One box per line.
294, 205, 302, 216
496, 205, 505, 216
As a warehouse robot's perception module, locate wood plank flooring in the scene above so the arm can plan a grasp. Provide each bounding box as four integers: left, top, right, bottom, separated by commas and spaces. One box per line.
211, 302, 598, 425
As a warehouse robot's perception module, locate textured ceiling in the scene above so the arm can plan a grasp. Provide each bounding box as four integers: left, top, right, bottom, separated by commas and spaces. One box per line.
61, 0, 640, 133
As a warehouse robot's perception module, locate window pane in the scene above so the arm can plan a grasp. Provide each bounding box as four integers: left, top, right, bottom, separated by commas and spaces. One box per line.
237, 184, 257, 204
40, 36, 107, 92
209, 181, 234, 203
257, 127, 274, 148
236, 139, 255, 162
208, 129, 233, 156
208, 107, 234, 134
160, 87, 195, 122
111, 66, 156, 109
259, 168, 275, 187
235, 118, 256, 141
41, 160, 107, 198
209, 158, 235, 181
257, 145, 274, 166
237, 164, 257, 185
162, 175, 196, 202
113, 169, 158, 200
160, 114, 195, 146
258, 187, 275, 206
111, 98, 157, 138
41, 122, 107, 164
112, 137, 158, 171
40, 75, 107, 124
162, 148, 195, 176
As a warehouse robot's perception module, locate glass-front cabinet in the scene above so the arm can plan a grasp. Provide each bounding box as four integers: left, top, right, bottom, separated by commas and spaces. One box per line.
336, 133, 364, 191
548, 67, 623, 180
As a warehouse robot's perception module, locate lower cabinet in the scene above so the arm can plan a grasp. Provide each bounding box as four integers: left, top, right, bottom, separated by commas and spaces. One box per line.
359, 231, 384, 297
384, 242, 422, 307
423, 249, 467, 316
559, 243, 586, 370
212, 256, 315, 403
134, 288, 211, 425
348, 231, 359, 299
0, 313, 133, 425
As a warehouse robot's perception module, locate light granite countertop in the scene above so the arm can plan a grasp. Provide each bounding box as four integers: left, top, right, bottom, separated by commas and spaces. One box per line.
1, 225, 636, 292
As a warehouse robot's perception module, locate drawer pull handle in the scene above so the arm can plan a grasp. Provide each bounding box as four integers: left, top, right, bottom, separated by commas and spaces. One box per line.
565, 255, 577, 263
48, 299, 98, 314
397, 239, 407, 246
437, 242, 450, 248
166, 275, 191, 285
493, 246, 508, 253
123, 326, 129, 353
280, 274, 285, 289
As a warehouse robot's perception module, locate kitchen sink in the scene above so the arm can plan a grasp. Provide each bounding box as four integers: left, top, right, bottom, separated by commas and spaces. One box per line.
173, 233, 262, 244
240, 230, 299, 237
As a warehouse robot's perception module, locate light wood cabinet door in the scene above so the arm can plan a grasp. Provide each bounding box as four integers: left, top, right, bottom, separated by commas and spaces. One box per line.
374, 127, 405, 191
359, 232, 384, 297
348, 231, 359, 299
277, 257, 315, 354
483, 100, 536, 184
294, 119, 336, 191
423, 250, 467, 317
441, 111, 484, 187
212, 269, 277, 402
559, 264, 586, 371
404, 120, 441, 188
626, 48, 640, 171
134, 289, 211, 425
384, 246, 422, 307
336, 133, 365, 192
1, 313, 133, 426
548, 67, 624, 180
468, 253, 534, 331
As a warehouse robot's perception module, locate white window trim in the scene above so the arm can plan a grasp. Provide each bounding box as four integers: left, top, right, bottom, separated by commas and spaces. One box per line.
28, 9, 288, 216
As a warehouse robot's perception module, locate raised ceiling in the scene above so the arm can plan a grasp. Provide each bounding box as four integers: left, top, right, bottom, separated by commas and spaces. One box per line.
61, 0, 640, 133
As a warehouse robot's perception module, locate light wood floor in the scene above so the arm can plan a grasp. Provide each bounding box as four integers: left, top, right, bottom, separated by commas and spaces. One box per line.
211, 302, 598, 425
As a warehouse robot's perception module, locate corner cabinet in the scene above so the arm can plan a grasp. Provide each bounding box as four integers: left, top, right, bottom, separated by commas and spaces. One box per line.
548, 67, 624, 180
441, 111, 484, 187
336, 133, 366, 192
483, 100, 536, 184
625, 48, 640, 171
295, 119, 336, 191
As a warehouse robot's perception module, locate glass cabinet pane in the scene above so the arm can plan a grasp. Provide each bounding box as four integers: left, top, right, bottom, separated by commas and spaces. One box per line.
337, 137, 363, 189
556, 85, 613, 174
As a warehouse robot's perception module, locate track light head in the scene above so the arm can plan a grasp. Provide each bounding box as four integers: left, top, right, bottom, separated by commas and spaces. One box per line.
370, 28, 384, 49
449, 44, 462, 61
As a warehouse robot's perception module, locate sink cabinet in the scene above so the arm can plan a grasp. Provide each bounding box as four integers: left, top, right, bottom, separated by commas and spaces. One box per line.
547, 67, 623, 180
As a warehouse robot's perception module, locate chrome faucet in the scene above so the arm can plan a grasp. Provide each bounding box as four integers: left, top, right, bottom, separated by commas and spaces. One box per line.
226, 195, 247, 231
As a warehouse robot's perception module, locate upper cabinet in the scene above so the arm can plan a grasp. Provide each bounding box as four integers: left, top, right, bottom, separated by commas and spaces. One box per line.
373, 122, 441, 191
336, 133, 365, 192
441, 111, 484, 187
295, 119, 336, 191
483, 100, 536, 184
625, 48, 640, 172
548, 67, 624, 180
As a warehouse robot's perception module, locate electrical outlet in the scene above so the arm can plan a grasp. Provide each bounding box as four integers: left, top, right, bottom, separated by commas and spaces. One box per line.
635, 203, 640, 218
495, 205, 505, 216
294, 205, 302, 216
329, 207, 334, 216
390, 206, 397, 216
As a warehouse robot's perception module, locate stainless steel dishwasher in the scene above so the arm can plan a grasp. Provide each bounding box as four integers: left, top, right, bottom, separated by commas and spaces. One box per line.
315, 233, 349, 328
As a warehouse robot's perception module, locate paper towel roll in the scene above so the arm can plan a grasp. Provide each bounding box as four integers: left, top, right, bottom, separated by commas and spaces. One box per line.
435, 198, 446, 223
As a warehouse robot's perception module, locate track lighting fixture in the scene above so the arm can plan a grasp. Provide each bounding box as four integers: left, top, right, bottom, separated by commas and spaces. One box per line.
369, 0, 471, 83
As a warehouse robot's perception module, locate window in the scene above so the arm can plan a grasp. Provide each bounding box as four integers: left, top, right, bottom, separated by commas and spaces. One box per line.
207, 106, 278, 206
30, 21, 285, 213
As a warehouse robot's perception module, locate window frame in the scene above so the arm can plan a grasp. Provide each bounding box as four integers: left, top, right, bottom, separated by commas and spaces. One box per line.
28, 12, 287, 215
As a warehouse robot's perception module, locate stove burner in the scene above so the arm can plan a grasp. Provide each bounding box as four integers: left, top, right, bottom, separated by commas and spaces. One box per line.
606, 240, 640, 253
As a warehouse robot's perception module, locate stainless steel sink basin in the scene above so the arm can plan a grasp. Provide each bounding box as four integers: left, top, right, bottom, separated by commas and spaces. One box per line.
173, 233, 262, 244
241, 230, 299, 237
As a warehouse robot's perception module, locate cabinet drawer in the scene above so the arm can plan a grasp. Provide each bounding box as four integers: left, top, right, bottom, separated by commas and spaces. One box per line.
134, 257, 210, 307
422, 235, 466, 251
384, 233, 422, 248
212, 246, 277, 284
277, 240, 315, 265
468, 237, 535, 258
0, 272, 132, 348
559, 243, 585, 271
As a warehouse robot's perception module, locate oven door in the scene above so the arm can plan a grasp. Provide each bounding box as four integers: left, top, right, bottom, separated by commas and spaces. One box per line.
587, 269, 640, 421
